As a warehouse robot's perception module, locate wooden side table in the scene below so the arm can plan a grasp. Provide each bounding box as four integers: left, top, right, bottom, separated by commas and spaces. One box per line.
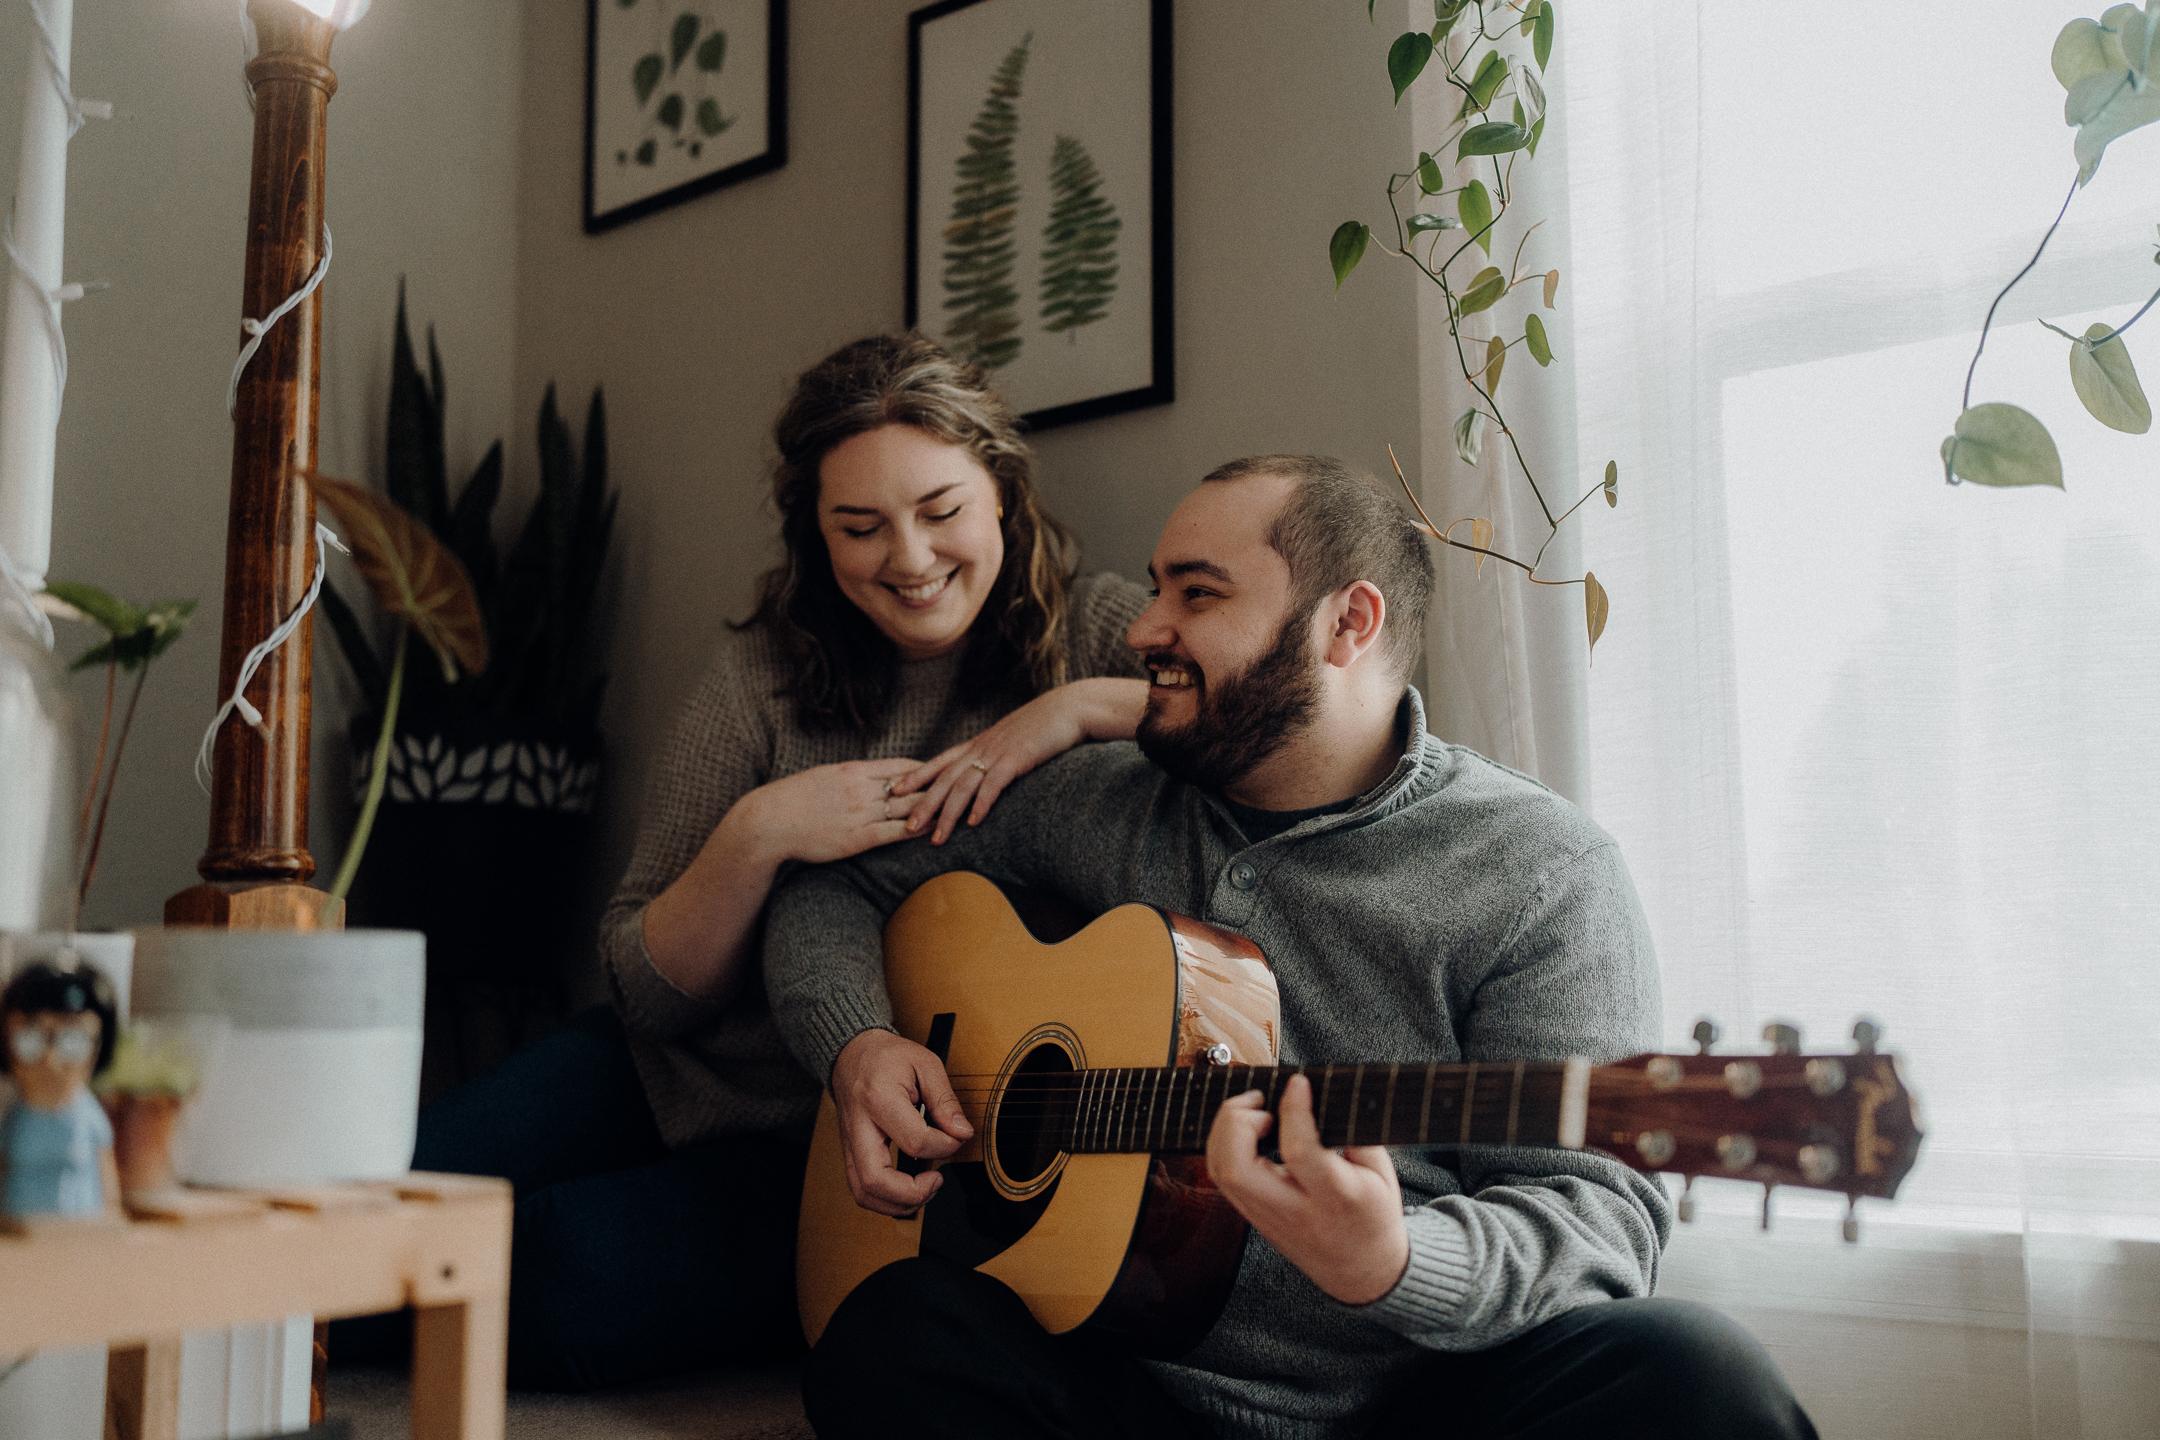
0, 1172, 510, 1440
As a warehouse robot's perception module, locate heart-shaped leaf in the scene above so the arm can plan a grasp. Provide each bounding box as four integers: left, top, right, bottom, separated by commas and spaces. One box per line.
1407, 212, 1461, 236
1534, 0, 1555, 70
1525, 311, 1553, 365
1453, 409, 1487, 466
1417, 151, 1445, 195
1389, 31, 1434, 104
41, 580, 141, 636
1459, 121, 1531, 159
1583, 570, 1609, 653
1466, 51, 1509, 111
2053, 17, 2118, 90
307, 472, 490, 682
1484, 334, 1507, 395
1603, 458, 1619, 507
1458, 265, 1508, 316
1543, 268, 1561, 308
2070, 322, 2152, 432
1442, 517, 1497, 576
1940, 403, 2064, 488
1458, 179, 1495, 255
1330, 221, 1371, 288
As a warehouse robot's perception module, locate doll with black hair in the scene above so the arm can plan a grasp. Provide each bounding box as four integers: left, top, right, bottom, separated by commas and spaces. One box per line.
1, 960, 121, 1221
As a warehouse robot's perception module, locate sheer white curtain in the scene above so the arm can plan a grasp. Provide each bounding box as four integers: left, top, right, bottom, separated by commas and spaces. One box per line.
1421, 3, 2160, 1435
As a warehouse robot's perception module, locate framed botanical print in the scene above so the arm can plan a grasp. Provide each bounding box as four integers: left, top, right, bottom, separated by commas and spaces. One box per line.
907, 0, 1173, 430
585, 0, 788, 233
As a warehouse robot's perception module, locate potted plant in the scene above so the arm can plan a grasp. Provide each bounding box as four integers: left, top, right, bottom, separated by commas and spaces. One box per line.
319, 288, 617, 1089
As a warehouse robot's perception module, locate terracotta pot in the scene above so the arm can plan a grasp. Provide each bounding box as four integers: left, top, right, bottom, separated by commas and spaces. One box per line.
102, 1091, 183, 1197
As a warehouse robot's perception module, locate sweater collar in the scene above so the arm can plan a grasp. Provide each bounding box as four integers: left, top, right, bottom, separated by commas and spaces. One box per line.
1201, 687, 1438, 841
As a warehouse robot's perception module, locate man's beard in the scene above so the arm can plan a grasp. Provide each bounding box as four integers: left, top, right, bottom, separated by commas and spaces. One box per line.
1137, 606, 1319, 792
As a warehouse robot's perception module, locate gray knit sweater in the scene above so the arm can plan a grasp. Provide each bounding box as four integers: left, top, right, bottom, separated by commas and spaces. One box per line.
764, 688, 1670, 1440
598, 572, 1150, 1149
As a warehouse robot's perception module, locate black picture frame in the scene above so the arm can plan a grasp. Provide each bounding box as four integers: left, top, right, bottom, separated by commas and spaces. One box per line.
584, 0, 789, 235
906, 0, 1173, 431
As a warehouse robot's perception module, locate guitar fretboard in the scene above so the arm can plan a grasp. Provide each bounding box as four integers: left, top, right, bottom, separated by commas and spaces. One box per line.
1001, 1060, 1585, 1155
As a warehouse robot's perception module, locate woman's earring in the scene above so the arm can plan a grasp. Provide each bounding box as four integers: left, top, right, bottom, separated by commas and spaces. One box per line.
997, 504, 1006, 519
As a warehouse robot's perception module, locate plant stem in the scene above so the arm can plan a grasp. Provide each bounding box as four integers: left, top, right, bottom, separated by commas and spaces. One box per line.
1963, 173, 2080, 412
76, 663, 149, 925
73, 658, 116, 915
328, 626, 409, 903
2089, 277, 2160, 346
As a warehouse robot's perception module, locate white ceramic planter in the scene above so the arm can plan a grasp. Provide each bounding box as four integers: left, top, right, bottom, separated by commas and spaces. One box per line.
129, 927, 424, 1186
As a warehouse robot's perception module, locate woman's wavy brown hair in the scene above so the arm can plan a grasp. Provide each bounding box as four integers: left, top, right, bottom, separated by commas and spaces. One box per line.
739, 333, 1078, 733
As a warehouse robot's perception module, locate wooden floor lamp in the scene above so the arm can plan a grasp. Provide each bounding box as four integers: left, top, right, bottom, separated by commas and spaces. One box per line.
166, 0, 368, 930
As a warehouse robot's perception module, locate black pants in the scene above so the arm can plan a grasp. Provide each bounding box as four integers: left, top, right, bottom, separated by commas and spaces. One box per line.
805, 1257, 1818, 1440
334, 1006, 806, 1391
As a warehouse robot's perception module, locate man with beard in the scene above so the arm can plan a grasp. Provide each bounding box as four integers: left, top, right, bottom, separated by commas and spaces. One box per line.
762, 456, 1814, 1440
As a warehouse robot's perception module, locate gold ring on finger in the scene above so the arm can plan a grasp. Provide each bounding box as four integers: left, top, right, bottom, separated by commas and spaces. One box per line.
968, 757, 990, 772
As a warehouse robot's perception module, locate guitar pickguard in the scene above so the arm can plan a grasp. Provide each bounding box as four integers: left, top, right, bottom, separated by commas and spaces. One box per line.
920, 1162, 1061, 1270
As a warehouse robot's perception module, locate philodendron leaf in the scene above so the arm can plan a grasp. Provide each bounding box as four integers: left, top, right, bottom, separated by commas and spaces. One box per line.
1527, 113, 1547, 157
1519, 0, 1545, 39
1583, 570, 1609, 654
1459, 121, 1531, 159
2053, 17, 2117, 90
65, 600, 195, 674
41, 580, 141, 636
1458, 179, 1494, 255
1543, 268, 1561, 308
1534, 1, 1555, 70
1330, 222, 1371, 288
1940, 403, 2065, 488
306, 472, 491, 682
1389, 31, 1434, 104
1458, 265, 1508, 316
2070, 322, 2153, 432
1484, 334, 1507, 395
1417, 152, 1445, 195
1407, 212, 1460, 236
1453, 409, 1487, 466
1442, 516, 1497, 576
1525, 311, 1553, 365
1466, 51, 1509, 112
1604, 459, 1619, 506
632, 53, 662, 107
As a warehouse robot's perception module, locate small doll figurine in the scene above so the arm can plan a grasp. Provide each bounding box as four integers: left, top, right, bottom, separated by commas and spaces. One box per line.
1, 959, 122, 1221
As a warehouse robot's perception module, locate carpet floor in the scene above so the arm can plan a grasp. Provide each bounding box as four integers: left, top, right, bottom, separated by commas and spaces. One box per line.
328, 1361, 813, 1440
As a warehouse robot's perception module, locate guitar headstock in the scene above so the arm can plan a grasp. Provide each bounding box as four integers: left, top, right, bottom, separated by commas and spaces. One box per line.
1585, 1018, 1923, 1219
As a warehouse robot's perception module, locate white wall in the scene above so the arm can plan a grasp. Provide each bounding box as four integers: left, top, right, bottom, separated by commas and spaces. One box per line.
514, 1, 1425, 978
0, 0, 523, 931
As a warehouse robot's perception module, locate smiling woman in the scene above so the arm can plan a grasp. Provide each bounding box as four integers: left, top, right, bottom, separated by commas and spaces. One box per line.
348, 332, 1152, 1392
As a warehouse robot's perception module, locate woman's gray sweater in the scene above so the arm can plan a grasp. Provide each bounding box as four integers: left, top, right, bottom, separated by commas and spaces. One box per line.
598, 573, 1150, 1148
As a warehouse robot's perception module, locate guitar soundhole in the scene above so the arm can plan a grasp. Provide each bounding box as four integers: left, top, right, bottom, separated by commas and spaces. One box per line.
991, 1038, 1079, 1194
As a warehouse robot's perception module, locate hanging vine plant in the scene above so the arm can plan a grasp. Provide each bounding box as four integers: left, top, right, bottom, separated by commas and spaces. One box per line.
1943, 3, 2158, 489
1331, 0, 1620, 655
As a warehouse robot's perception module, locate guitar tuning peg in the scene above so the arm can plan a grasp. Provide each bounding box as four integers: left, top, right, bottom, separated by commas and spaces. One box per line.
1842, 1195, 1861, 1244
1690, 1018, 1719, 1054
1676, 1176, 1696, 1224
1759, 1184, 1775, 1232
1852, 1017, 1882, 1055
1762, 1021, 1801, 1056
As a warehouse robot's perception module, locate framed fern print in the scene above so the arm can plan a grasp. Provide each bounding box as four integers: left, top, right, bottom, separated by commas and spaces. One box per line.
585, 0, 787, 234
906, 0, 1172, 430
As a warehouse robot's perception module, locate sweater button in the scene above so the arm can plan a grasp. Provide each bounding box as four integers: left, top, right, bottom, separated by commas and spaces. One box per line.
1229, 862, 1258, 891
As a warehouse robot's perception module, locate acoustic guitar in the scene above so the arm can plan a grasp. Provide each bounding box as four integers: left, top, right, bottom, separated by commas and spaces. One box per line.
796, 872, 1923, 1354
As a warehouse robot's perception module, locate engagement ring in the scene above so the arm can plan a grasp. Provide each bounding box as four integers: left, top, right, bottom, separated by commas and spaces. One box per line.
969, 757, 990, 772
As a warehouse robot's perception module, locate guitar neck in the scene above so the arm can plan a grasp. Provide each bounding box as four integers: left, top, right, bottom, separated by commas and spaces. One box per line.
1037, 1060, 1591, 1156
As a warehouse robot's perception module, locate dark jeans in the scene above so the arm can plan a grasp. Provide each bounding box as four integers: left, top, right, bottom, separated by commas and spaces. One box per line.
334, 1006, 806, 1392
806, 1256, 1818, 1440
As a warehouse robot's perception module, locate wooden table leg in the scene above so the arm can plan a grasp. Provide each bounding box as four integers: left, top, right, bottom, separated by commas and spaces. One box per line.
106, 1338, 182, 1440
410, 1301, 505, 1440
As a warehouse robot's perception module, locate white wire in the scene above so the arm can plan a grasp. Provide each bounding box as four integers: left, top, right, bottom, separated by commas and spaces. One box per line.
0, 538, 56, 650
226, 224, 332, 417
26, 0, 107, 138
1, 212, 69, 413
193, 521, 349, 794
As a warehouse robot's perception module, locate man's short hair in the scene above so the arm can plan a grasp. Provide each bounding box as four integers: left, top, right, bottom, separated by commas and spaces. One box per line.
1202, 454, 1435, 679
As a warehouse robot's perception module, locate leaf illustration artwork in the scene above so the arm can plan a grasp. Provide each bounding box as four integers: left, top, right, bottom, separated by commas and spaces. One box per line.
619, 9, 730, 168
1040, 135, 1122, 340
942, 36, 1033, 371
